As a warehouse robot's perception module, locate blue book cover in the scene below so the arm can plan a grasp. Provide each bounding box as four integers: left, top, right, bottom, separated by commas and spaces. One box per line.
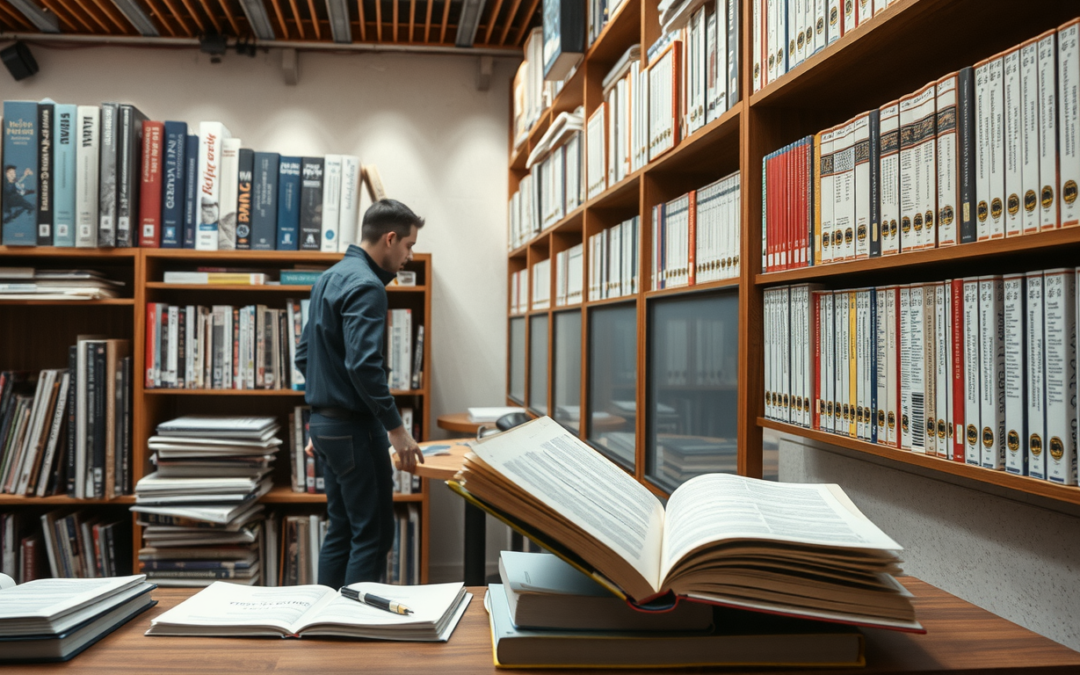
2, 101, 39, 245
252, 152, 279, 250
161, 121, 187, 248
52, 104, 77, 246
182, 134, 199, 248
276, 156, 301, 250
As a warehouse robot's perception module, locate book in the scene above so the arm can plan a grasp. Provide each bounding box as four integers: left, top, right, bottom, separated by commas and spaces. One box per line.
251, 152, 279, 250
196, 122, 231, 250
36, 101, 54, 246
75, 106, 100, 248
451, 416, 920, 631
2, 101, 38, 246
339, 155, 361, 248
161, 121, 187, 248
116, 104, 147, 247
182, 134, 199, 248
486, 583, 864, 668
146, 581, 469, 641
276, 156, 301, 250
97, 102, 118, 247
299, 157, 324, 251
235, 148, 254, 250
138, 121, 164, 248
321, 154, 342, 252
218, 138, 241, 250
499, 551, 713, 631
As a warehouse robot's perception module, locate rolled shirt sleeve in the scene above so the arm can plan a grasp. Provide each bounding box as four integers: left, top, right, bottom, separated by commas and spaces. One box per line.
341, 281, 403, 432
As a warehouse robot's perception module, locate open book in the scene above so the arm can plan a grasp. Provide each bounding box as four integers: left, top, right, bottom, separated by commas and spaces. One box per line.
450, 417, 921, 632
146, 581, 470, 641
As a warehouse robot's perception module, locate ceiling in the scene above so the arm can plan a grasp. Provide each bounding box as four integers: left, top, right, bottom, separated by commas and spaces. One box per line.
0, 0, 539, 50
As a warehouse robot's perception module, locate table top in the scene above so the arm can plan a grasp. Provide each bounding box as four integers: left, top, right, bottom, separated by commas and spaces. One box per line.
7, 578, 1079, 674
436, 413, 488, 434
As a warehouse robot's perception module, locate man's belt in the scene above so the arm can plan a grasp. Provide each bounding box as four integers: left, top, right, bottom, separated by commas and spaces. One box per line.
312, 406, 370, 421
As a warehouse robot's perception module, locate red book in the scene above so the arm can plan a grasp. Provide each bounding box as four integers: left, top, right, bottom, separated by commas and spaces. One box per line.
798, 141, 807, 268
765, 153, 773, 272
21, 535, 42, 582
951, 278, 965, 461
139, 120, 164, 248
145, 302, 157, 389
687, 190, 697, 286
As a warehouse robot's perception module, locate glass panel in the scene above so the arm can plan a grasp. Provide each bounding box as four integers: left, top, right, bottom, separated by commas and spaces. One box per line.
587, 303, 637, 470
647, 291, 739, 491
509, 317, 526, 404
529, 314, 549, 415
553, 310, 583, 433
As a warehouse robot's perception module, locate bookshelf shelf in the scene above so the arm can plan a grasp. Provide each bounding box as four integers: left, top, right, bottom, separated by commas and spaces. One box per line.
144, 388, 305, 396
391, 389, 425, 396
759, 419, 1080, 507
583, 295, 635, 309
585, 0, 641, 66
587, 171, 642, 211
142, 249, 345, 262
260, 487, 424, 504
144, 283, 316, 292
647, 105, 741, 176
755, 227, 1080, 287
0, 298, 135, 306
0, 495, 137, 506
644, 278, 739, 300
0, 246, 138, 258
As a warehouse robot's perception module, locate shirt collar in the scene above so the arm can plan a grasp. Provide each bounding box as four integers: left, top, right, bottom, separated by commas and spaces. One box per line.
346, 244, 399, 286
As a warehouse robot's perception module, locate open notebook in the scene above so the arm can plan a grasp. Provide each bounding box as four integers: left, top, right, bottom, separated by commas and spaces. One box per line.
146, 581, 470, 641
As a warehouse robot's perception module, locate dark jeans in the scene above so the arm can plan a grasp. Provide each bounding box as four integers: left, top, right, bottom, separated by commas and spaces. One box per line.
308, 412, 395, 589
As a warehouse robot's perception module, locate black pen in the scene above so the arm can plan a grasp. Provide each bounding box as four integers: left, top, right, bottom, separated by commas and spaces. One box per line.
340, 587, 414, 615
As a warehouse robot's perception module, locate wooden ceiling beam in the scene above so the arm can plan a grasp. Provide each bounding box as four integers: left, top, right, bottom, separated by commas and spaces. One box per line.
483, 0, 503, 44
0, 1, 37, 31
89, 0, 134, 33
70, 0, 112, 32
511, 0, 538, 45
356, 0, 365, 40
423, 0, 431, 42
496, 0, 520, 45
374, 0, 381, 41
268, 0, 288, 37
37, 0, 79, 31
391, 0, 397, 41
408, 0, 415, 42
51, 0, 96, 32
304, 0, 319, 39
158, 0, 195, 35
195, 0, 223, 32
177, 0, 207, 32
285, 0, 303, 38
142, 0, 178, 35
438, 0, 448, 43
214, 0, 240, 35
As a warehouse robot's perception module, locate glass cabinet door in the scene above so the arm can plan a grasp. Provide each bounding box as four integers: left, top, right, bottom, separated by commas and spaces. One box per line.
509, 317, 525, 404
553, 310, 582, 433
528, 314, 549, 415
646, 291, 739, 491
587, 303, 637, 470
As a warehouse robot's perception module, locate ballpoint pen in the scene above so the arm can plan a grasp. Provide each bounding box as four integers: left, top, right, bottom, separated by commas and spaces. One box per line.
340, 587, 414, 615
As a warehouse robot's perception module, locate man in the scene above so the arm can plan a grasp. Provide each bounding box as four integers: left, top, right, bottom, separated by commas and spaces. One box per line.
2, 165, 35, 222
295, 198, 425, 588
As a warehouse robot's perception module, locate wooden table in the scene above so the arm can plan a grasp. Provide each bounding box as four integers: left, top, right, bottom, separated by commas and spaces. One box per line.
8, 578, 1079, 674
436, 412, 489, 435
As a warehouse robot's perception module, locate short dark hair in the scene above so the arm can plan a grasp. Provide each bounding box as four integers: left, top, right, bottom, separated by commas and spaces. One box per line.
361, 199, 424, 243
3, 165, 14, 173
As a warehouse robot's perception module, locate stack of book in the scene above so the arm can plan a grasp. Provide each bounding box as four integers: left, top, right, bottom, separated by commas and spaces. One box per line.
0, 338, 133, 499
144, 300, 307, 391
1, 99, 389, 252
0, 575, 155, 664
131, 416, 279, 587
0, 269, 124, 301
487, 551, 865, 668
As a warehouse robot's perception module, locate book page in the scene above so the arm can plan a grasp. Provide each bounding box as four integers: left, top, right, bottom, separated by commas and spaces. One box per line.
0, 575, 144, 619
301, 582, 464, 631
471, 417, 666, 592
660, 474, 902, 583
148, 582, 335, 636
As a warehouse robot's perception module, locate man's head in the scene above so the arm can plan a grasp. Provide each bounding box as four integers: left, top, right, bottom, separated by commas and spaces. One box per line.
360, 199, 424, 273
4, 166, 15, 182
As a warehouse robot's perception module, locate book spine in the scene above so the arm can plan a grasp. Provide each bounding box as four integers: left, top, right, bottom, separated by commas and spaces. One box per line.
988, 58, 1006, 239
299, 157, 324, 250
909, 285, 926, 453
251, 152, 280, 250
868, 110, 881, 257
218, 138, 241, 250
37, 102, 54, 246
321, 154, 343, 252
236, 148, 254, 250
915, 84, 937, 250
923, 285, 937, 455
1044, 269, 1077, 484
1021, 40, 1042, 235
936, 74, 960, 247
161, 121, 187, 248
1004, 48, 1024, 237
196, 121, 229, 250
91, 343, 106, 498
978, 276, 1006, 469
957, 67, 978, 243
117, 106, 146, 246
963, 278, 981, 464
138, 121, 164, 248
182, 134, 200, 248
145, 302, 157, 388
727, 0, 740, 105
2, 101, 38, 246
753, 0, 762, 92
1060, 20, 1080, 227
65, 346, 77, 497
1003, 273, 1027, 475
53, 104, 77, 247
853, 115, 871, 259
935, 282, 950, 456
98, 102, 118, 247
1038, 31, 1059, 230
899, 286, 912, 449
339, 155, 361, 249
1027, 271, 1046, 478
277, 157, 302, 250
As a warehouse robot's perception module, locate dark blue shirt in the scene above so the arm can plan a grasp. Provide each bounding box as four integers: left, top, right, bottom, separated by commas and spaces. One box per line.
295, 245, 403, 432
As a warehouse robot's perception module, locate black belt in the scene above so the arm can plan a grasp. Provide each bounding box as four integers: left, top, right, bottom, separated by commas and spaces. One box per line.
312, 406, 369, 421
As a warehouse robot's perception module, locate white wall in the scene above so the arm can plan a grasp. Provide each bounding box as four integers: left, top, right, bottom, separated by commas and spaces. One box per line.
5, 43, 514, 579
776, 431, 1080, 651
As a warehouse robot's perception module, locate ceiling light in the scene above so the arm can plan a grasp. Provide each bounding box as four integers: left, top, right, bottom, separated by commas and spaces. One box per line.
109, 0, 159, 37
7, 0, 59, 33
325, 0, 352, 43
237, 0, 277, 41
455, 0, 488, 48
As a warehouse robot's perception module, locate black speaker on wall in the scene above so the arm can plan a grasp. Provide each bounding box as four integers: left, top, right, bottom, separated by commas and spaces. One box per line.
1, 43, 39, 81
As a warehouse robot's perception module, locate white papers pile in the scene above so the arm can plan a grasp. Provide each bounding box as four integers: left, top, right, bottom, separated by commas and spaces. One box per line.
131, 416, 280, 587
0, 268, 124, 301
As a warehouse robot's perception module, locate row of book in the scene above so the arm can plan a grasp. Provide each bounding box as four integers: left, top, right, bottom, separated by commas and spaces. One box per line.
287, 405, 421, 495
554, 243, 585, 307
530, 259, 552, 311
764, 268, 1080, 486
590, 216, 640, 301
752, 0, 898, 93
1, 99, 387, 251
510, 269, 529, 315
0, 339, 134, 500
654, 171, 742, 290
509, 112, 584, 252
0, 268, 123, 301
761, 19, 1080, 271
132, 416, 278, 587
0, 510, 131, 583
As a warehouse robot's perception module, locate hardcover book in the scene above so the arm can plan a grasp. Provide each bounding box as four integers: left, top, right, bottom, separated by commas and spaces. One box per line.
138, 121, 164, 248
235, 148, 254, 250
251, 152, 279, 250
161, 121, 188, 248
217, 138, 241, 250
196, 122, 232, 250
97, 102, 119, 247
53, 104, 77, 247
116, 104, 147, 247
36, 101, 54, 246
182, 134, 199, 248
299, 157, 324, 251
276, 156, 301, 250
2, 101, 39, 246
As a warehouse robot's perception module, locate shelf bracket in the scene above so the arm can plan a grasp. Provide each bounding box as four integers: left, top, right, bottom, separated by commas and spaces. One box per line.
476, 55, 493, 92
282, 48, 299, 86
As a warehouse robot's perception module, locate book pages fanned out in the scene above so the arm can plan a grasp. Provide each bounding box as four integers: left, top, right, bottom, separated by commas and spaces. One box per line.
454, 416, 922, 632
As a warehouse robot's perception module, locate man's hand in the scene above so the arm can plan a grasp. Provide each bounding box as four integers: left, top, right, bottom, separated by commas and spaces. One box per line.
388, 425, 424, 473
305, 438, 314, 457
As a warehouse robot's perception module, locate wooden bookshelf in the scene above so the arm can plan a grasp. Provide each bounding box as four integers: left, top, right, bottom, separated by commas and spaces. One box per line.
506, 0, 1080, 504
0, 249, 433, 583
